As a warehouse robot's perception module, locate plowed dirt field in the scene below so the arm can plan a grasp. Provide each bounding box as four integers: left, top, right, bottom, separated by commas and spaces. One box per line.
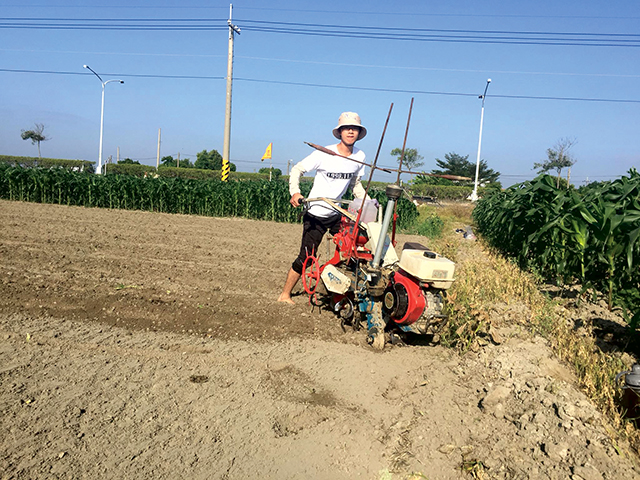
1, 200, 638, 479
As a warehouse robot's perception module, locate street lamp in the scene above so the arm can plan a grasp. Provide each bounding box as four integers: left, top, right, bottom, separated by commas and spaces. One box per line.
83, 65, 124, 175
470, 78, 491, 202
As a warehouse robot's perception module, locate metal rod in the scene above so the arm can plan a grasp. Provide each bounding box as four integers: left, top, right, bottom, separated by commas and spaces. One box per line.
363, 102, 394, 195
304, 142, 469, 180
304, 142, 394, 174
396, 97, 414, 185
396, 170, 472, 181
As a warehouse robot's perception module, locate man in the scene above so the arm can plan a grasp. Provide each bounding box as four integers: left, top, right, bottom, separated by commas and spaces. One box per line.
277, 112, 368, 304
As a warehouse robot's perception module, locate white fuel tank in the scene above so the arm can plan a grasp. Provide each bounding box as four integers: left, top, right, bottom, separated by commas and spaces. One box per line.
398, 248, 455, 289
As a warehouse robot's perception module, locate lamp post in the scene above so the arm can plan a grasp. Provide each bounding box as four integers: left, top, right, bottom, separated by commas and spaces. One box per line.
83, 65, 124, 175
470, 78, 491, 202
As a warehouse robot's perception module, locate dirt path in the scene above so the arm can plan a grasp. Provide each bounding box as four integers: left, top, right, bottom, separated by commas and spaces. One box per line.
1, 200, 638, 479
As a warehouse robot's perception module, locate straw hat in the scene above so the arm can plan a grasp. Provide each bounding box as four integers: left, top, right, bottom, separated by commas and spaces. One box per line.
332, 112, 367, 140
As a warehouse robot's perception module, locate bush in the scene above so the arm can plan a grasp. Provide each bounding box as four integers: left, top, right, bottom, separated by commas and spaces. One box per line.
0, 155, 94, 172
404, 214, 444, 238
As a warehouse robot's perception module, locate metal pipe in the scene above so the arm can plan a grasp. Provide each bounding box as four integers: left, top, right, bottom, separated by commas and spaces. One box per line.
372, 185, 403, 268
395, 97, 414, 185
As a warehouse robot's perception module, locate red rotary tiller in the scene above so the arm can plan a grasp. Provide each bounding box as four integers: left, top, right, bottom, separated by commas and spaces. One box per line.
298, 101, 468, 349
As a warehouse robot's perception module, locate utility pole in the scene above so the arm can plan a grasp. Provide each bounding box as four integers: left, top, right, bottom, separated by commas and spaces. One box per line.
470, 79, 491, 202
287, 159, 291, 176
222, 3, 240, 182
177, 152, 180, 168
156, 128, 161, 170
117, 146, 120, 164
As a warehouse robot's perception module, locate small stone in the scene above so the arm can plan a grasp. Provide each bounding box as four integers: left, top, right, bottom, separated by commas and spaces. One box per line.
543, 442, 569, 462
437, 444, 456, 455
58, 452, 66, 459
480, 385, 511, 414
572, 465, 603, 480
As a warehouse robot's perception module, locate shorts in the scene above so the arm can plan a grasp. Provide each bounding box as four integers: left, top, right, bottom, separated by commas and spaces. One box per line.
292, 212, 341, 274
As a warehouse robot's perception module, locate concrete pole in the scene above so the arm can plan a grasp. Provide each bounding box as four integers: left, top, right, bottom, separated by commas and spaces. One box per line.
222, 4, 240, 182
471, 79, 491, 202
98, 83, 105, 175
156, 128, 161, 170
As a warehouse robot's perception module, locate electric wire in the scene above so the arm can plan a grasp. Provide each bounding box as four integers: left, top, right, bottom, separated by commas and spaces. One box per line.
0, 17, 638, 47
3, 47, 639, 79
2, 5, 639, 19
2, 68, 639, 104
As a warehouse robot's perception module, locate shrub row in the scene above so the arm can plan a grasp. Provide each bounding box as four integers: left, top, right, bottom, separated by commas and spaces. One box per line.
0, 164, 419, 229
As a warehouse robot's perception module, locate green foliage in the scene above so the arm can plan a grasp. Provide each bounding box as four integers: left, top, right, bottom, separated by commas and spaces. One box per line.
405, 214, 444, 238
0, 155, 93, 172
157, 166, 220, 179
161, 156, 194, 168
0, 165, 422, 231
410, 183, 473, 200
432, 152, 500, 185
107, 163, 155, 177
194, 149, 236, 172
473, 171, 640, 323
413, 175, 454, 186
533, 138, 577, 188
258, 167, 282, 179
20, 123, 48, 158
366, 188, 419, 230
390, 147, 424, 171
118, 158, 140, 165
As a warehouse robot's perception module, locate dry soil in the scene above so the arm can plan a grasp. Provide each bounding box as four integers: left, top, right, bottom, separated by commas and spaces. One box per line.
1, 200, 638, 480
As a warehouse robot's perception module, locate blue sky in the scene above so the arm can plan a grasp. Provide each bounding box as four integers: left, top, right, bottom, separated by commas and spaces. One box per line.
1, 0, 638, 186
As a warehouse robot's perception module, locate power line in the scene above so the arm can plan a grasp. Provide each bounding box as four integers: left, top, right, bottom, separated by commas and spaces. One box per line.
240, 26, 640, 48
239, 19, 640, 39
3, 5, 639, 19
3, 68, 640, 104
4, 18, 639, 37
0, 68, 225, 80
4, 47, 639, 79
1, 18, 639, 47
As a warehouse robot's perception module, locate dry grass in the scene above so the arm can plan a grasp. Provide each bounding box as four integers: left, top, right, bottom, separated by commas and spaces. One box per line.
428, 202, 640, 455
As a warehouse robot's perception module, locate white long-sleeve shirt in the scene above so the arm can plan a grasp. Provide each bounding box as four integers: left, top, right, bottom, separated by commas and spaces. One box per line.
289, 144, 366, 218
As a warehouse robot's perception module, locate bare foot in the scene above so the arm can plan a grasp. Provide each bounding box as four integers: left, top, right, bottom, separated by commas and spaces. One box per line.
277, 294, 295, 305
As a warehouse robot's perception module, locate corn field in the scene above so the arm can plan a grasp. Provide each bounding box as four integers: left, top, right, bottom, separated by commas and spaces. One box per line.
0, 164, 418, 228
473, 171, 640, 324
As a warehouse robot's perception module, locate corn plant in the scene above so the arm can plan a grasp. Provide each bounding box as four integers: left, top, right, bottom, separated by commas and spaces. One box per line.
0, 165, 418, 228
473, 171, 640, 323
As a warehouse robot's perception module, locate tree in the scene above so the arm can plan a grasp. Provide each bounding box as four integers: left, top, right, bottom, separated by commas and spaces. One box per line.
259, 167, 282, 179
390, 147, 424, 171
533, 138, 577, 188
161, 155, 177, 167
194, 149, 236, 171
430, 152, 500, 185
161, 156, 194, 168
20, 123, 49, 158
118, 158, 140, 165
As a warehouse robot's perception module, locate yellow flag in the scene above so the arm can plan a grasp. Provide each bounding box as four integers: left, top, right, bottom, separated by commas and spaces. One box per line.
261, 142, 272, 161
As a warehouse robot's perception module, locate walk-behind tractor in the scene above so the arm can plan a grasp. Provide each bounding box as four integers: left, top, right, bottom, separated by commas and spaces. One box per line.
302, 99, 471, 350
299, 100, 467, 350
301, 188, 456, 350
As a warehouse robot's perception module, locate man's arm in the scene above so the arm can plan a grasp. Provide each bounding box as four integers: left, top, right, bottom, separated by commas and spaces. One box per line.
289, 161, 308, 207
350, 176, 366, 199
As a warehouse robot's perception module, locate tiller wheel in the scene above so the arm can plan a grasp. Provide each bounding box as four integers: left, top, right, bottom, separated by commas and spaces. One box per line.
302, 254, 320, 295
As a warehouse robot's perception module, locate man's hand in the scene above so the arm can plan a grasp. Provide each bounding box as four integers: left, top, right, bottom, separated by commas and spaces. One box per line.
290, 193, 304, 207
